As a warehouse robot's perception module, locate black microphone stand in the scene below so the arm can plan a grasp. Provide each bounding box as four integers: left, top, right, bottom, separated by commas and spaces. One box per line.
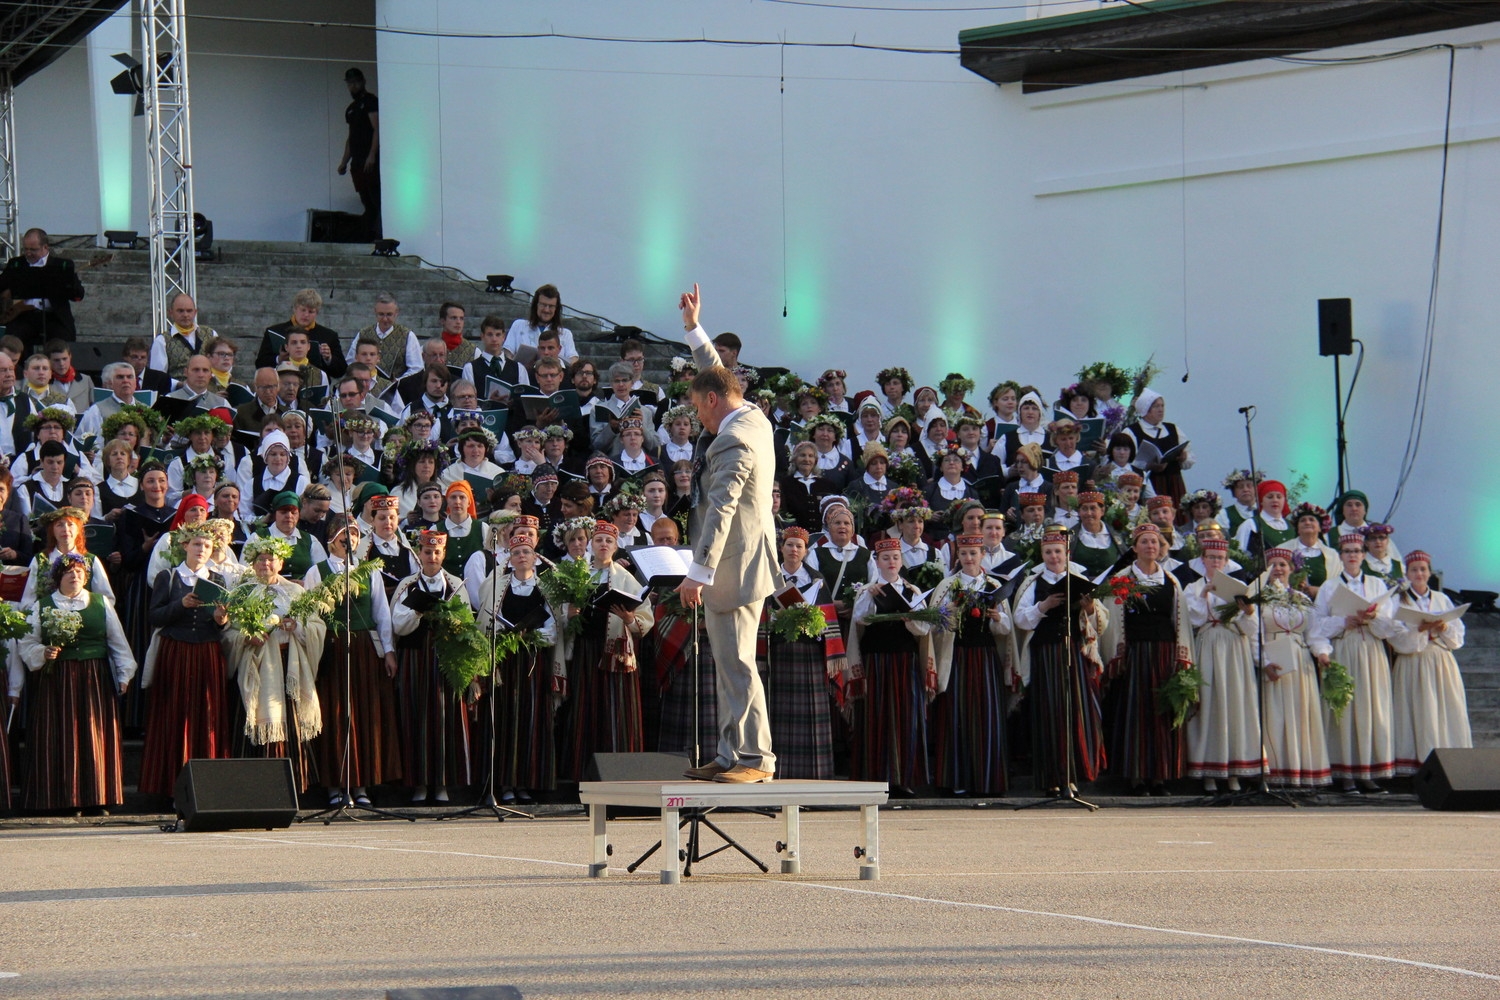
301, 404, 414, 824
1210, 406, 1297, 809
438, 542, 532, 822
1018, 543, 1098, 812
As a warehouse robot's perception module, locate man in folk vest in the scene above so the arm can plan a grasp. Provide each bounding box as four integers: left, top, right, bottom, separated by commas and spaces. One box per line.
149, 293, 214, 382
347, 291, 420, 379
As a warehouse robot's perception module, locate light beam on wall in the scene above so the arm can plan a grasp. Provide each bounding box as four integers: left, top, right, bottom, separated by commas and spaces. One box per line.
86, 16, 134, 231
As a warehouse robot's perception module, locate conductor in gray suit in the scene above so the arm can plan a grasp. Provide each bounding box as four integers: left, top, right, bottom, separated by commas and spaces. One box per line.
674, 284, 778, 783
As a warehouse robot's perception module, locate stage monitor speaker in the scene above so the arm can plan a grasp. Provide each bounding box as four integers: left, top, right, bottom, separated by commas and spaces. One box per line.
306, 209, 368, 244
1414, 748, 1500, 811
1318, 298, 1353, 357
174, 758, 299, 831
585, 752, 690, 783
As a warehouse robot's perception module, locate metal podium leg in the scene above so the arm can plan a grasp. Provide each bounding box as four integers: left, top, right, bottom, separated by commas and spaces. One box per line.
661, 807, 681, 884
859, 804, 880, 880
780, 805, 801, 874
589, 804, 609, 877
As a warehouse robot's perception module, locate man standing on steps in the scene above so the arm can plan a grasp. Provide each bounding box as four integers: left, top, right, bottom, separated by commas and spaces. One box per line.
674, 283, 778, 784
347, 291, 420, 379
149, 292, 214, 383
338, 67, 380, 239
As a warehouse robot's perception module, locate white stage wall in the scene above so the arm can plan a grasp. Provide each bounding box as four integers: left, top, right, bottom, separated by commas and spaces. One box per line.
376, 1, 1500, 587
14, 0, 376, 241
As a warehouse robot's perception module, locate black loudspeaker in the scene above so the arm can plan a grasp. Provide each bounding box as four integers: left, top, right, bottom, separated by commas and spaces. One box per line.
584, 752, 690, 783
306, 209, 368, 244
1414, 748, 1500, 811
1318, 298, 1353, 357
174, 758, 300, 831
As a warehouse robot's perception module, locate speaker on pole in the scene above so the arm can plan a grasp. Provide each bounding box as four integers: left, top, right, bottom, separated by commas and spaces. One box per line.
174, 758, 300, 831
1414, 748, 1500, 811
1318, 298, 1353, 357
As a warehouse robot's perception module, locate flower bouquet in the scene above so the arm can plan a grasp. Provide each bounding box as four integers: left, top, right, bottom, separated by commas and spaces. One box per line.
1094, 574, 1155, 610
1156, 667, 1204, 729
887, 452, 924, 488
223, 584, 283, 641
862, 599, 957, 633
39, 606, 83, 649
1320, 660, 1356, 722
769, 602, 830, 642
537, 557, 598, 637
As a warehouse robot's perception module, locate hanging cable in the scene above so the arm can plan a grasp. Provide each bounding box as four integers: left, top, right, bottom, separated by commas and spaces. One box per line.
1384, 44, 1455, 521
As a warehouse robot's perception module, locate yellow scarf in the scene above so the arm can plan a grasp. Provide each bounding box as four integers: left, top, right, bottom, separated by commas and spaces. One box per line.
291, 315, 316, 331
174, 323, 196, 337
211, 369, 231, 390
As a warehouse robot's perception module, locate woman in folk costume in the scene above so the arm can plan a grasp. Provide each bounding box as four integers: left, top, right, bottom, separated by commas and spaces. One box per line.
846, 536, 936, 795
1183, 537, 1264, 793
781, 441, 839, 533
1070, 490, 1123, 582
1013, 528, 1110, 796
226, 534, 326, 794
757, 526, 845, 779
1216, 470, 1261, 538
929, 533, 1017, 796
1125, 389, 1194, 505
934, 499, 986, 574
874, 366, 912, 419
559, 521, 655, 781
1254, 548, 1331, 789
1182, 489, 1222, 538
1102, 522, 1195, 795
981, 380, 1021, 454
1327, 489, 1402, 562
439, 480, 485, 579
138, 523, 231, 798
1360, 523, 1402, 583
1388, 551, 1471, 775
996, 389, 1048, 477
1095, 434, 1155, 499
390, 528, 474, 803
1310, 533, 1400, 794
1233, 478, 1297, 561
17, 555, 137, 813
843, 441, 894, 519
1277, 502, 1339, 601
475, 533, 562, 804
812, 497, 872, 635
144, 492, 211, 583
22, 506, 116, 608
304, 515, 402, 808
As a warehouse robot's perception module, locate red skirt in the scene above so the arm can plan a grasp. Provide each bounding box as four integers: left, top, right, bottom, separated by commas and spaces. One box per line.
23, 657, 124, 811
314, 630, 402, 788
139, 636, 231, 796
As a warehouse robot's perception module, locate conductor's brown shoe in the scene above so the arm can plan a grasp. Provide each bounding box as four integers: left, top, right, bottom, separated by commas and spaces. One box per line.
684, 762, 730, 781
713, 765, 773, 784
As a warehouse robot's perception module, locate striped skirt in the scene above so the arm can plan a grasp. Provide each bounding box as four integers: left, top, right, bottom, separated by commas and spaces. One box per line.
139, 635, 231, 797
395, 636, 473, 790
560, 633, 644, 781
1261, 648, 1331, 787
658, 634, 718, 764
931, 644, 1008, 795
495, 646, 557, 791
1110, 640, 1185, 784
1028, 639, 1105, 790
1185, 624, 1264, 780
22, 657, 124, 811
765, 637, 835, 780
314, 630, 403, 790
851, 650, 929, 789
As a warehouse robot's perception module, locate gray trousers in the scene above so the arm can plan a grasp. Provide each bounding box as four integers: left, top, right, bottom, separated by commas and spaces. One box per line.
704, 602, 776, 772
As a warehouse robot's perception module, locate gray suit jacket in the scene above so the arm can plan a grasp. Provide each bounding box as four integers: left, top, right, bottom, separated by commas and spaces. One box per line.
689, 339, 779, 614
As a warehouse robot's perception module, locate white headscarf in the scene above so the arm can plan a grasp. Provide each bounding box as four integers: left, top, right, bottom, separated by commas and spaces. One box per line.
257, 429, 291, 456
1134, 388, 1162, 419
1018, 391, 1045, 412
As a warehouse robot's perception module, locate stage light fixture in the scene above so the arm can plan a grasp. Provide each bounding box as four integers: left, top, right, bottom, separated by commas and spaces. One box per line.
372, 238, 401, 257
486, 274, 515, 293
613, 325, 644, 342
193, 213, 214, 259
104, 230, 139, 249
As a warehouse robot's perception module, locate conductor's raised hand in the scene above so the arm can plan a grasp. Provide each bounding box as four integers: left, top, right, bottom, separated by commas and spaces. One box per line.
679, 283, 701, 332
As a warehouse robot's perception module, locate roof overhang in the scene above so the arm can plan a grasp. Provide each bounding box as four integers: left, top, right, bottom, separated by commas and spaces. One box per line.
0, 1, 130, 87
959, 0, 1500, 92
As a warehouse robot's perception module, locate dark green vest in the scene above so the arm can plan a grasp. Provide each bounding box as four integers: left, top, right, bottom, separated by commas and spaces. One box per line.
314, 559, 376, 632
47, 591, 108, 661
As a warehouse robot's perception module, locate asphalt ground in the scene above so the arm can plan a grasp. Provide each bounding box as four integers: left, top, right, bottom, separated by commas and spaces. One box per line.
0, 804, 1496, 999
